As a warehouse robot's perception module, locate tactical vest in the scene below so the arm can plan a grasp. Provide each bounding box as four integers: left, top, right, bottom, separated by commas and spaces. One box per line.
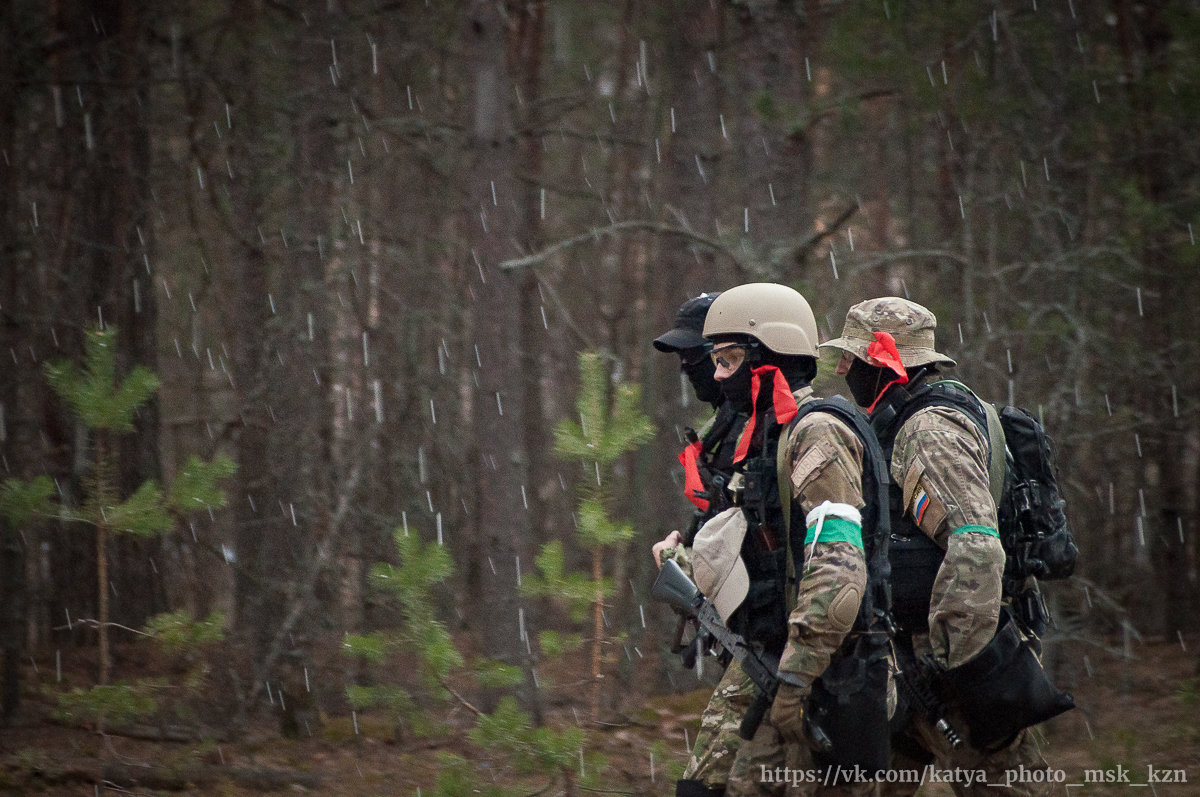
870, 379, 1003, 634
726, 395, 892, 659
724, 404, 792, 657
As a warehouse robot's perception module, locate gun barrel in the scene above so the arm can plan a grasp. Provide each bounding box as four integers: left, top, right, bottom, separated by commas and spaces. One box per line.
935, 719, 964, 749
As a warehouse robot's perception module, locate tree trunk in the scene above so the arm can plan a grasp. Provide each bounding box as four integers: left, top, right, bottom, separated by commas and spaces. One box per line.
0, 0, 25, 722
589, 548, 604, 722
1114, 0, 1200, 636
463, 0, 529, 711
222, 0, 288, 723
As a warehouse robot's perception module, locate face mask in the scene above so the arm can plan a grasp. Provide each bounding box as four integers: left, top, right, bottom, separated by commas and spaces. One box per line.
719, 361, 754, 410
845, 358, 888, 409
682, 357, 722, 406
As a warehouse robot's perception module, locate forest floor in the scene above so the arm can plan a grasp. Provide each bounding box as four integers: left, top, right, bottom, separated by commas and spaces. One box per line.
1, 633, 1198, 796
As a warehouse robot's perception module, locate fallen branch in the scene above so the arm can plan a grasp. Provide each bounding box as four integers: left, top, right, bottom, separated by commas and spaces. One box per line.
101, 762, 323, 792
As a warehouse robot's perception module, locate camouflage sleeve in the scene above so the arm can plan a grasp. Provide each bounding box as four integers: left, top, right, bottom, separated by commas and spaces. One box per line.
777, 412, 867, 681
785, 411, 866, 513
892, 406, 1005, 667
778, 540, 867, 682
929, 533, 1004, 667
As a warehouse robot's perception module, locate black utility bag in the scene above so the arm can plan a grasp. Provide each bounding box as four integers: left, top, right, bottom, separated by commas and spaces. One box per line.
938, 605, 1075, 750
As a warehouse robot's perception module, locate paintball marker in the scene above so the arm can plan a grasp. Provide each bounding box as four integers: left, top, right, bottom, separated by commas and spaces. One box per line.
652, 559, 802, 739
895, 653, 962, 749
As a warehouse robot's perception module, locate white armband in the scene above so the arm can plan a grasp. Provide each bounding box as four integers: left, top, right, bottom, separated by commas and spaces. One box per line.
804, 501, 862, 546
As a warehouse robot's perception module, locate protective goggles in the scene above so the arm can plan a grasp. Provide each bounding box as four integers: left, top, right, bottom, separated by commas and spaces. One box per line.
710, 342, 755, 371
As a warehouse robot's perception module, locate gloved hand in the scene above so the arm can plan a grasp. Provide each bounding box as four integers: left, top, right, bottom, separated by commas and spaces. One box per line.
769, 682, 808, 744
652, 530, 683, 568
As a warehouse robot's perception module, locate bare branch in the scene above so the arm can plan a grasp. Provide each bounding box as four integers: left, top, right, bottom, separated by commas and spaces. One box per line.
497, 220, 740, 273
792, 203, 859, 266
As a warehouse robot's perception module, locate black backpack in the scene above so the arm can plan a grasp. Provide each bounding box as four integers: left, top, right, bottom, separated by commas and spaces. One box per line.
998, 404, 1077, 580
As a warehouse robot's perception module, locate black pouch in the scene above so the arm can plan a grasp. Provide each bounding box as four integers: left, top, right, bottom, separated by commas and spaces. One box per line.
728, 549, 788, 655
939, 607, 1075, 750
805, 635, 891, 775
741, 456, 778, 518
887, 532, 944, 632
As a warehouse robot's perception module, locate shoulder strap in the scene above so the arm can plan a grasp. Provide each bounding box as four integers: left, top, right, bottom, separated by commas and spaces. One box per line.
875, 380, 1005, 508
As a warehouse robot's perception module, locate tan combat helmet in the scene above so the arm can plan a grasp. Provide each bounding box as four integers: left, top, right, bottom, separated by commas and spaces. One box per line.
819, 297, 956, 368
702, 283, 819, 356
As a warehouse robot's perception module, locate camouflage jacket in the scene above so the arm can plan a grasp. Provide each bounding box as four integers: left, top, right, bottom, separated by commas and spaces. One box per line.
891, 404, 1006, 668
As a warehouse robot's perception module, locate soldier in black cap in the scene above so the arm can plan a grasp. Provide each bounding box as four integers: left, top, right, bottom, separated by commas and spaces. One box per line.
652, 292, 753, 797
653, 292, 749, 548
654, 293, 725, 410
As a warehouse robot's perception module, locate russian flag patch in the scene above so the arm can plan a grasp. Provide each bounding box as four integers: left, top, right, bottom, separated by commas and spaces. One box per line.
913, 490, 930, 525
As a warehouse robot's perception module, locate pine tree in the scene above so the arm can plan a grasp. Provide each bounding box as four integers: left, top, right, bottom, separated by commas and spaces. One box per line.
344, 528, 607, 795
0, 326, 235, 688
522, 351, 654, 721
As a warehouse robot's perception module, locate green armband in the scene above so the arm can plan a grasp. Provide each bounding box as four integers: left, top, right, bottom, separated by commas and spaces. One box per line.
804, 517, 863, 549
952, 524, 999, 538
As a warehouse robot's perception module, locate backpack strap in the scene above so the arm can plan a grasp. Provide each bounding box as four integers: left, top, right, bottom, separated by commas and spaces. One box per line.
926, 380, 1006, 508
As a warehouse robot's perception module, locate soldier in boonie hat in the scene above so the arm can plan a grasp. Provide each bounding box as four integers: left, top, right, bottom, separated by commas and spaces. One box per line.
821, 298, 1059, 790
819, 296, 955, 369
819, 297, 955, 412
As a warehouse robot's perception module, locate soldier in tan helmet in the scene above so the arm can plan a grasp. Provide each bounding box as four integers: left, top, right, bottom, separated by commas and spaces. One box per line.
821, 297, 1058, 796
655, 283, 882, 796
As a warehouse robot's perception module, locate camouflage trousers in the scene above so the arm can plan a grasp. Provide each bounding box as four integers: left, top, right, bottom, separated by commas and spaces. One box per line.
882, 719, 1062, 797
684, 658, 755, 788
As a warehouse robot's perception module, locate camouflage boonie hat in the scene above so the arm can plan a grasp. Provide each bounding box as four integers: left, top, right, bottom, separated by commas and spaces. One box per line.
819, 297, 956, 368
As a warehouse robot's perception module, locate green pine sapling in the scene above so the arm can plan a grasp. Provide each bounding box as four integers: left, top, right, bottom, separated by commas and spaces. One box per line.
521, 351, 654, 721
0, 326, 235, 692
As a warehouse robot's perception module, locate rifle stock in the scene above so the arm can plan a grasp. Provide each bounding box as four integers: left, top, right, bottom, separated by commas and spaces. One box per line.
652, 559, 792, 739
651, 559, 703, 613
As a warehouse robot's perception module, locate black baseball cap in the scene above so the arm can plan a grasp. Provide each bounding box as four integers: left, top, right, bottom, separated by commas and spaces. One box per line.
653, 292, 721, 353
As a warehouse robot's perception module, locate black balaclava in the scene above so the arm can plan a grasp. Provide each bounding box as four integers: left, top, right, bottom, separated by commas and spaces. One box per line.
846, 357, 935, 411
720, 361, 754, 410
682, 353, 722, 408
845, 357, 890, 409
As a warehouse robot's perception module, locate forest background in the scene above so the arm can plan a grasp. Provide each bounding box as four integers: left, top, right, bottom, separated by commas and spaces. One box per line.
1, 1, 1199, 794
